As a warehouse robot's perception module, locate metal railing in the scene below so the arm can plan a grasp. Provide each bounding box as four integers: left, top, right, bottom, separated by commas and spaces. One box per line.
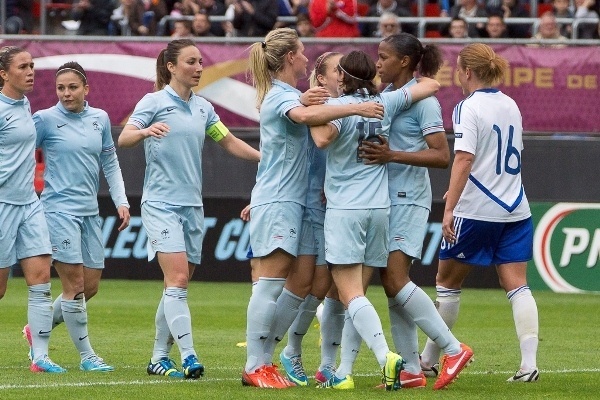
155, 14, 598, 41
0, 0, 598, 41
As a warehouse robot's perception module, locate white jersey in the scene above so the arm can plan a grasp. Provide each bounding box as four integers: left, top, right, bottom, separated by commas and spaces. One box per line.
452, 88, 530, 222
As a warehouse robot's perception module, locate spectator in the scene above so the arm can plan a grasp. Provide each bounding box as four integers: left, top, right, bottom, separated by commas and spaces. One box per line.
485, 13, 508, 38
111, 0, 149, 36
530, 11, 568, 47
199, 0, 227, 36
6, 0, 34, 33
448, 16, 469, 38
141, 0, 168, 35
279, 0, 309, 17
309, 0, 360, 37
363, 0, 412, 38
171, 18, 194, 37
295, 12, 315, 37
72, 0, 115, 35
192, 11, 214, 35
487, 0, 530, 38
171, 0, 201, 16
553, 0, 574, 37
376, 12, 402, 38
232, 0, 278, 37
449, 0, 487, 38
574, 0, 599, 39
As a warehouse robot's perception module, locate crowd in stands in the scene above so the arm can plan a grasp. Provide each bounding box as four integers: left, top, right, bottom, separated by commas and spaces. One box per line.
3, 0, 600, 40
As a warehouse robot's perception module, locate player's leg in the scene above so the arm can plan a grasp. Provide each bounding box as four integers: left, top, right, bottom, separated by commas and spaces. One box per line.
316, 282, 344, 383
0, 267, 9, 300
278, 256, 321, 386
496, 217, 538, 382
19, 202, 64, 373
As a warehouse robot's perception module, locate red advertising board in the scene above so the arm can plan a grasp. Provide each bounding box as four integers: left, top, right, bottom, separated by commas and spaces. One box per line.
5, 40, 600, 133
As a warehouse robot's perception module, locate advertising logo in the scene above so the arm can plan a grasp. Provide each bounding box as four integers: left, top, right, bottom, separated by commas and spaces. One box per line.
533, 203, 600, 293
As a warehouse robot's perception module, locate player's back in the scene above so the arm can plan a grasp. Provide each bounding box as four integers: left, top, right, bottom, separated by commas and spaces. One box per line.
453, 89, 530, 222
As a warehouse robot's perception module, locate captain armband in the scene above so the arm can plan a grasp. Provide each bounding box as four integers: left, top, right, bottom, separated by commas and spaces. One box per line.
206, 121, 229, 142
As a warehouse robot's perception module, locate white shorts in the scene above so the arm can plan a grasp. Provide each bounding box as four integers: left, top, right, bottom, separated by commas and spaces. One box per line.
142, 201, 204, 265
0, 200, 51, 267
388, 204, 430, 260
324, 208, 389, 268
298, 208, 326, 266
249, 202, 303, 258
45, 212, 104, 269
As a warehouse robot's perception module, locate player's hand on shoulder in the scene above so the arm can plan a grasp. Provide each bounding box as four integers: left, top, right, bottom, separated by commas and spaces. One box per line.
144, 122, 170, 139
300, 87, 330, 106
357, 101, 384, 119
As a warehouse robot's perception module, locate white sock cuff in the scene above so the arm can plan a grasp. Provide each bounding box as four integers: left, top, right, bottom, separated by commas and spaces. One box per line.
347, 296, 373, 319
255, 278, 286, 298
281, 287, 305, 302
164, 287, 187, 300
28, 282, 51, 293
436, 285, 461, 302
507, 285, 531, 302
396, 281, 418, 306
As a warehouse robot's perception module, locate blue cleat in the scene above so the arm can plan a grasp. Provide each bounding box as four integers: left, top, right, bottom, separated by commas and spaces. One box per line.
147, 358, 184, 378
30, 356, 67, 373
279, 351, 308, 386
182, 354, 204, 379
80, 355, 114, 372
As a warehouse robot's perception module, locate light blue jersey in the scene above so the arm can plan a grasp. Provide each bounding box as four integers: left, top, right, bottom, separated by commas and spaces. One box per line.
34, 101, 128, 215
127, 85, 220, 207
325, 88, 412, 209
306, 134, 326, 212
0, 93, 37, 205
250, 80, 307, 207
385, 79, 444, 210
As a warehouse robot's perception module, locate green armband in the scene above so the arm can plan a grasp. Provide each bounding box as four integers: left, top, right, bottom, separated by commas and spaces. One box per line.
206, 121, 229, 142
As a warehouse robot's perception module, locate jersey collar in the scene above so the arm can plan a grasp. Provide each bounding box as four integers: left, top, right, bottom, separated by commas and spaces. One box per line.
474, 88, 500, 93
0, 91, 26, 105
56, 100, 89, 115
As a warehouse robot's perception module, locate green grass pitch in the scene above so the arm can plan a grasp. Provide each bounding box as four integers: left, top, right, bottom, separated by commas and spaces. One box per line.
1, 278, 599, 399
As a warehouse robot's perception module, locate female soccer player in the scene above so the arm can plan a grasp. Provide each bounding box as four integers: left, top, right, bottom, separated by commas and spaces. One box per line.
420, 43, 540, 383
277, 51, 346, 386
119, 39, 260, 379
359, 33, 473, 390
0, 46, 63, 373
309, 50, 440, 390
30, 61, 130, 372
244, 27, 384, 389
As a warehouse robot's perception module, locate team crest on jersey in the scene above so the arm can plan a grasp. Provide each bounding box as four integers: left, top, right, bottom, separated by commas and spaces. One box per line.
92, 121, 101, 131
161, 229, 170, 239
62, 239, 71, 250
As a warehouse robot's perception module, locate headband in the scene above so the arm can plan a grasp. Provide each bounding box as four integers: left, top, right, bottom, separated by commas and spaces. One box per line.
314, 52, 332, 74
338, 63, 371, 82
56, 67, 87, 83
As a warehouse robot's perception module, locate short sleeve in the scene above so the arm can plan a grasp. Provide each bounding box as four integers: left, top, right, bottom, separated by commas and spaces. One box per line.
452, 100, 477, 155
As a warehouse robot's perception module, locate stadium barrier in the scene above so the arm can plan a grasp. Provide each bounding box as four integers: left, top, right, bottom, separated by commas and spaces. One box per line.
4, 38, 599, 134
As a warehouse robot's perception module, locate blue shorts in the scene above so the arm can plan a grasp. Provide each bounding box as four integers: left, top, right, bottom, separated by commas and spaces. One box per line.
324, 208, 389, 268
0, 200, 52, 267
249, 202, 303, 258
439, 216, 533, 266
142, 201, 204, 265
298, 208, 326, 266
388, 204, 430, 259
45, 212, 104, 269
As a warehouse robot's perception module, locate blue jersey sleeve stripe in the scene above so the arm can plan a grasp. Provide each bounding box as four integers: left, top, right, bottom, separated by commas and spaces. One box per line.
102, 145, 116, 153
468, 174, 524, 213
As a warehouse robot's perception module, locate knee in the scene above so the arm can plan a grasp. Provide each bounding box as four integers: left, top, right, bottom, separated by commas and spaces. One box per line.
85, 285, 99, 300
